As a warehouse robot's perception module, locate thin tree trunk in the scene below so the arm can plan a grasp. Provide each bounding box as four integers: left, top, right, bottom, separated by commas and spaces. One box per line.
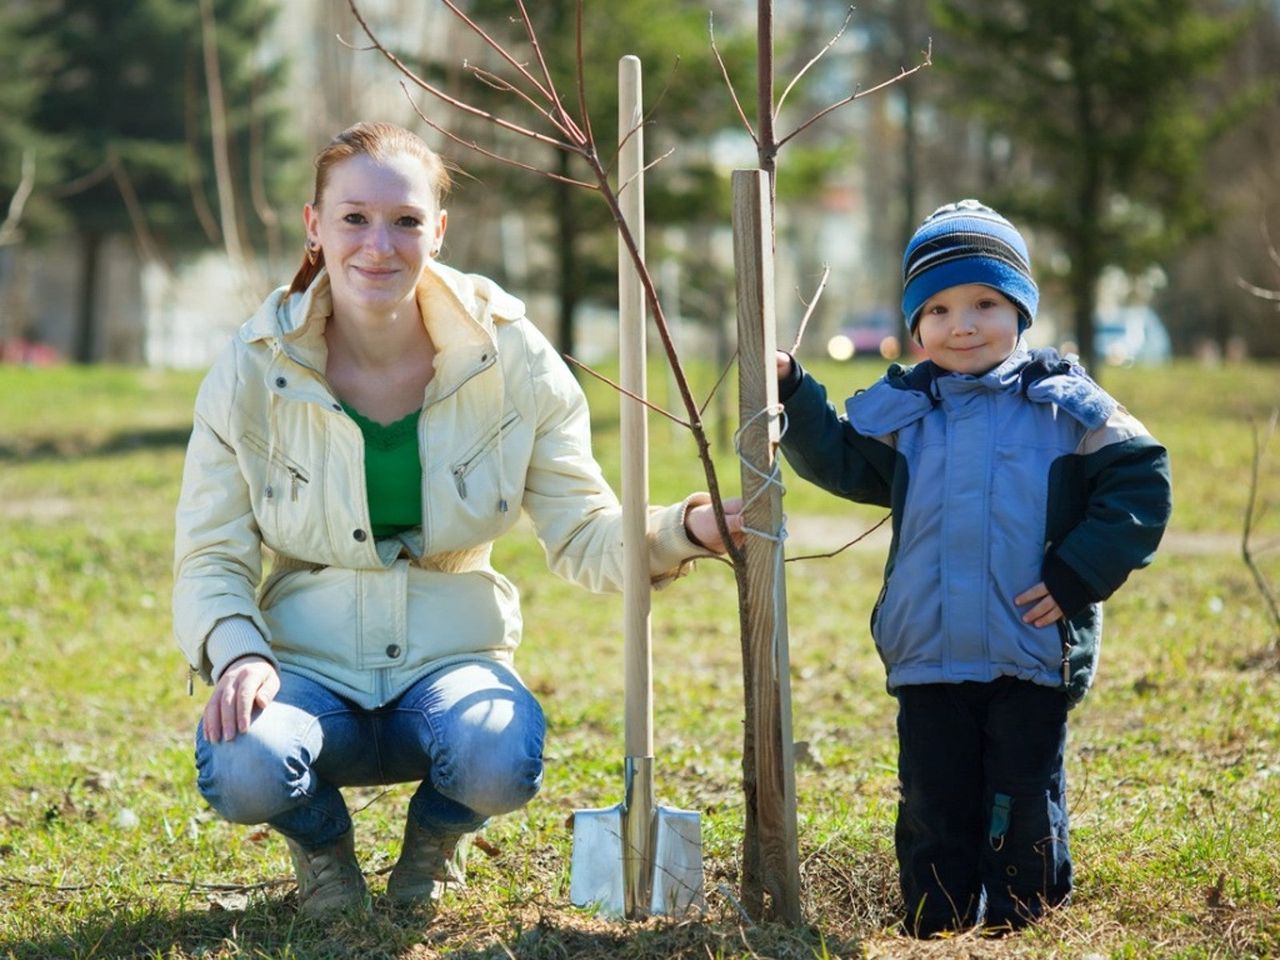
75, 230, 102, 364
556, 150, 579, 358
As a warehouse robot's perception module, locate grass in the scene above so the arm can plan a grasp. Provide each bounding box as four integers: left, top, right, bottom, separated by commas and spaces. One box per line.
0, 359, 1278, 959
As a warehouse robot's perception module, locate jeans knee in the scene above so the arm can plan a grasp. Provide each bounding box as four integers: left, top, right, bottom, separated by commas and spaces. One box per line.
195, 719, 309, 825
445, 735, 544, 817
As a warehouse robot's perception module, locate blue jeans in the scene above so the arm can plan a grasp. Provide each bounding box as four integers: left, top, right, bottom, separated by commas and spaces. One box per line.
894, 677, 1071, 936
194, 660, 545, 849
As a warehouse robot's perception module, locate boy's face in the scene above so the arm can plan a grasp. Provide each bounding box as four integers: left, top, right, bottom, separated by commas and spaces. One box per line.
914, 284, 1021, 375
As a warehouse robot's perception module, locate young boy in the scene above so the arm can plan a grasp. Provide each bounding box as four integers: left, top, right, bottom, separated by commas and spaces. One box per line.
777, 200, 1172, 936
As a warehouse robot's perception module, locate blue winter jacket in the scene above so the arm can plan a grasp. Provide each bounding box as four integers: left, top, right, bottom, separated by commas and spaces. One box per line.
779, 342, 1171, 704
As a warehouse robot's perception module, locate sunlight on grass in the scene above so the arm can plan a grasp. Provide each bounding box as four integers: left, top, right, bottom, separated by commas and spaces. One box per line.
0, 362, 1277, 958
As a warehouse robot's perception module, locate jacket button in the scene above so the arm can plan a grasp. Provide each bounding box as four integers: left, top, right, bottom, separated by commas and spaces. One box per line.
353, 529, 367, 542
386, 644, 401, 658
275, 376, 287, 388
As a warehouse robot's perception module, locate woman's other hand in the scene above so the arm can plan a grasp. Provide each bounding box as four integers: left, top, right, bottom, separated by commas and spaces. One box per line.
203, 656, 280, 743
685, 497, 745, 554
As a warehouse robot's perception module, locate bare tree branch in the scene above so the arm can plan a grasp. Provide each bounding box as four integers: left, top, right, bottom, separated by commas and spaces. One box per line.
513, 0, 587, 144
1264, 217, 1280, 273
402, 86, 597, 189
710, 13, 758, 145
1243, 410, 1280, 641
468, 63, 572, 134
616, 147, 676, 199
774, 5, 855, 123
347, 0, 582, 154
777, 40, 933, 148
785, 513, 890, 563
107, 149, 171, 272
563, 354, 691, 429
790, 264, 830, 355
1236, 277, 1280, 302
48, 161, 113, 199
700, 347, 740, 418
436, 0, 566, 123
575, 0, 594, 149
606, 57, 683, 178
0, 150, 35, 248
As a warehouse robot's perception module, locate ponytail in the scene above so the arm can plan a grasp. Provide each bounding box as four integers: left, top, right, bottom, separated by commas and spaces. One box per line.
287, 250, 324, 296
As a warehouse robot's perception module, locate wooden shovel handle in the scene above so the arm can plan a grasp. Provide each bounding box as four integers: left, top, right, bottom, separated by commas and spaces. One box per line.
618, 55, 653, 760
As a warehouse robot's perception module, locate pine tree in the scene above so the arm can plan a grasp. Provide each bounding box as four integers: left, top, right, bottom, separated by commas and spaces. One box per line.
22, 0, 295, 361
931, 0, 1243, 370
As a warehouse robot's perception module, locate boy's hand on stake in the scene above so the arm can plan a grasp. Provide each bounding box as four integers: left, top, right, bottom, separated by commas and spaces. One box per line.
776, 351, 793, 380
1016, 582, 1064, 628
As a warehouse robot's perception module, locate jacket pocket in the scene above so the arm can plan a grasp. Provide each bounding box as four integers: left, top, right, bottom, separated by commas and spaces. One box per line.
240, 432, 314, 546
451, 411, 521, 500
241, 432, 311, 501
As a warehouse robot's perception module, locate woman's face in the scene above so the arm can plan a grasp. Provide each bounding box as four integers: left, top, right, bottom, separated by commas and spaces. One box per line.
303, 151, 447, 320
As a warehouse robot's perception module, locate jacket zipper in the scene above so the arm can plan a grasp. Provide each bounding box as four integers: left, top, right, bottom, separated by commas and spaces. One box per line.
242, 433, 310, 500
452, 412, 520, 499
1057, 619, 1073, 687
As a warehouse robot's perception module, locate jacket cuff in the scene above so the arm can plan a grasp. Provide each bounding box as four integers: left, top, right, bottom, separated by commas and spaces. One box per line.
649, 493, 717, 589
778, 353, 804, 402
1041, 553, 1099, 618
206, 615, 277, 682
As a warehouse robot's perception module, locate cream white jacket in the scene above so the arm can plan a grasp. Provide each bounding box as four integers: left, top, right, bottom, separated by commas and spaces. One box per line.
173, 261, 711, 708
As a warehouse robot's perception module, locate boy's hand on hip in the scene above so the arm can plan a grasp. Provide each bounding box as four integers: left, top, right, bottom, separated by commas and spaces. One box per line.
1016, 582, 1064, 628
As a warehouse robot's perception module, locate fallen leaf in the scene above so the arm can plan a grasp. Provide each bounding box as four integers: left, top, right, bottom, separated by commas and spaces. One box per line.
247, 828, 272, 842
472, 836, 501, 858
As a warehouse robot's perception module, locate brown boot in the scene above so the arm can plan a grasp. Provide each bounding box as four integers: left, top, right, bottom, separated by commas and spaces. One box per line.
283, 828, 367, 916
385, 818, 467, 907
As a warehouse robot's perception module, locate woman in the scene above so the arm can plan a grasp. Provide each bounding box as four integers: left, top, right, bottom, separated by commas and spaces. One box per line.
173, 121, 740, 916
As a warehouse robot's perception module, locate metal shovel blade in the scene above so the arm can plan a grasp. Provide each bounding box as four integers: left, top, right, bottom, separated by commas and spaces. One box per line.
568, 805, 625, 916
568, 802, 704, 917
649, 806, 705, 915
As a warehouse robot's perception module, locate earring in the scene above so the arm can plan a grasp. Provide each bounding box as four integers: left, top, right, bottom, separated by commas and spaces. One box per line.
305, 240, 319, 266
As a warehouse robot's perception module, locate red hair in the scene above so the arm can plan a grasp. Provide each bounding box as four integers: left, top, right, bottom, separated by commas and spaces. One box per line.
288, 121, 452, 295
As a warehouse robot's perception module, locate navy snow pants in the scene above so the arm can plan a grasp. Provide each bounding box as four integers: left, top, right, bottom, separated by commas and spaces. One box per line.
894, 677, 1072, 937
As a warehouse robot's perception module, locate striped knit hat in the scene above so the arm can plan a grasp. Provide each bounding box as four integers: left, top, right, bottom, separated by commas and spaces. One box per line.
901, 199, 1039, 333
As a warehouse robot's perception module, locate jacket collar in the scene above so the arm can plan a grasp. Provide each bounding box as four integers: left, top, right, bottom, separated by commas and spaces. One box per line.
237, 259, 527, 398
847, 340, 1115, 434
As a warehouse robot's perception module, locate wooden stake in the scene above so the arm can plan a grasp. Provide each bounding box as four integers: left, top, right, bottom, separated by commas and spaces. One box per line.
731, 168, 801, 924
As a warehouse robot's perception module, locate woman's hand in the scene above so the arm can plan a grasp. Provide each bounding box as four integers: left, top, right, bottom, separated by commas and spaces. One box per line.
685, 497, 745, 553
1015, 582, 1064, 628
203, 655, 280, 743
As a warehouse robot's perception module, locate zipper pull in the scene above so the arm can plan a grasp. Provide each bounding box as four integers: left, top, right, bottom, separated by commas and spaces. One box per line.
453, 466, 467, 499
290, 469, 301, 502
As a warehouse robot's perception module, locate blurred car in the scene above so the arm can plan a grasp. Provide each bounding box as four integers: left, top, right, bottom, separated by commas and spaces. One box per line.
1093, 306, 1172, 366
827, 308, 919, 362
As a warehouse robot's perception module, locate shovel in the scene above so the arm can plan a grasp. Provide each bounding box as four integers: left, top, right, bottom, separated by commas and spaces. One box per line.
568, 55, 704, 920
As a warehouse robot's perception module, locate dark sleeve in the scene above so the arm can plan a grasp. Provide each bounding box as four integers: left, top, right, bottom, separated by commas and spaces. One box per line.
1042, 436, 1172, 616
779, 362, 896, 506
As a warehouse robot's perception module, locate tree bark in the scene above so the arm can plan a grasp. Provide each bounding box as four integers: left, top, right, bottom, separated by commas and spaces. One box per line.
74, 230, 103, 364
555, 150, 579, 358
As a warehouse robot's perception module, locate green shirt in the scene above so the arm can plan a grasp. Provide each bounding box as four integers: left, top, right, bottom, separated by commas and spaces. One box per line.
342, 403, 422, 538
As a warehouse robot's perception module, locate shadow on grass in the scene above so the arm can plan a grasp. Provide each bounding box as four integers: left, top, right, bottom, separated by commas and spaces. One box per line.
0, 427, 192, 463
0, 896, 864, 960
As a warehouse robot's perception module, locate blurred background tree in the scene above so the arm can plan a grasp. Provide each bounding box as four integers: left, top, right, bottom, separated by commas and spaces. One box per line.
0, 0, 1277, 367
14, 0, 294, 361
928, 0, 1249, 372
